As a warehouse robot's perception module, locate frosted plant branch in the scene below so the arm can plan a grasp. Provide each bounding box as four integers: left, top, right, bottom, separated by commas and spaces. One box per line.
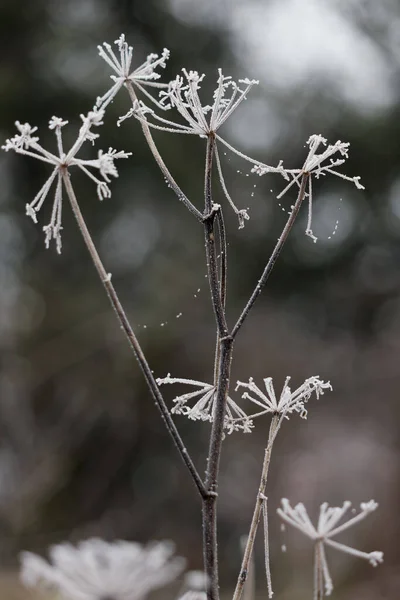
122, 67, 280, 228
2, 112, 130, 253
277, 499, 383, 598
97, 34, 203, 221
62, 172, 207, 499
5, 32, 379, 600
233, 376, 331, 600
252, 134, 365, 243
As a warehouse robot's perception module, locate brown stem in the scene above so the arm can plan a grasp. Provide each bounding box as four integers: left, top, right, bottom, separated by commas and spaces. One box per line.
62, 169, 207, 500
232, 415, 280, 600
201, 134, 233, 600
203, 335, 234, 600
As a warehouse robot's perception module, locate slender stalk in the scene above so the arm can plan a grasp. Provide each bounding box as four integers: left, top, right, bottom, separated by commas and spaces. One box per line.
203, 334, 234, 600
232, 415, 280, 600
62, 169, 207, 500
216, 208, 227, 310
314, 542, 324, 600
125, 82, 203, 222
240, 535, 255, 600
203, 134, 228, 337
212, 208, 227, 387
231, 174, 309, 338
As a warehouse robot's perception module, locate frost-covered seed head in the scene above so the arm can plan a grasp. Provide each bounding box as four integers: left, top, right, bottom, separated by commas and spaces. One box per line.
2, 115, 131, 253
128, 68, 258, 137
20, 538, 185, 600
235, 375, 332, 421
157, 374, 253, 434
251, 134, 365, 243
278, 499, 383, 597
96, 34, 170, 110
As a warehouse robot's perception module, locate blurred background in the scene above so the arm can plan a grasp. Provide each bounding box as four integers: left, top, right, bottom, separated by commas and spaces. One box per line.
0, 0, 399, 597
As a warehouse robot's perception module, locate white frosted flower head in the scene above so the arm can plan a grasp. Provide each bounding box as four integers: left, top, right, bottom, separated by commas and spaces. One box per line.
96, 33, 170, 110
278, 499, 383, 598
252, 134, 365, 242
120, 68, 262, 229
2, 112, 131, 253
156, 374, 253, 434
20, 538, 185, 600
236, 376, 332, 421
2, 121, 40, 151
126, 67, 258, 138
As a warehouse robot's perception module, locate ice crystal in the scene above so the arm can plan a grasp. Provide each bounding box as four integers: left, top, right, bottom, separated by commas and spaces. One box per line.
156, 374, 253, 434
96, 34, 170, 110
277, 499, 383, 598
252, 134, 364, 242
2, 112, 131, 252
236, 375, 332, 422
20, 538, 185, 600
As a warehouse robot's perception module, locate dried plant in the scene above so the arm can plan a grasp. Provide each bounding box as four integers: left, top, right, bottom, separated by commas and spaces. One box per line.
2, 33, 383, 600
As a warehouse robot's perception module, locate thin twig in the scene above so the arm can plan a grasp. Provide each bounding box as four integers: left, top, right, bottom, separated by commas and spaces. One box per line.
62, 169, 207, 500
262, 496, 273, 599
232, 415, 280, 600
231, 174, 309, 338
125, 82, 203, 221
240, 535, 256, 600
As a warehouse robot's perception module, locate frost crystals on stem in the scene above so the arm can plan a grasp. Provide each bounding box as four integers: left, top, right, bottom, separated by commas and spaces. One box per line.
277, 499, 383, 598
252, 135, 365, 242
97, 34, 170, 110
2, 112, 131, 252
156, 374, 253, 434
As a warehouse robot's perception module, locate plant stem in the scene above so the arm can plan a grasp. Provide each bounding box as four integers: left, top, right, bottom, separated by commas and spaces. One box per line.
212, 208, 227, 387
314, 542, 324, 600
203, 134, 228, 338
62, 169, 207, 500
231, 174, 309, 339
202, 134, 233, 600
125, 82, 203, 222
232, 415, 280, 600
203, 334, 234, 600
